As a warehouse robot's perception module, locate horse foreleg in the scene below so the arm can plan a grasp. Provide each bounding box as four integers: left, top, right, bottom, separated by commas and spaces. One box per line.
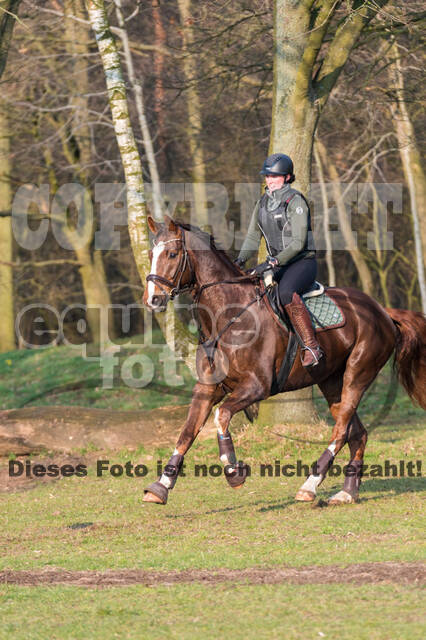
214, 376, 264, 489
143, 383, 225, 505
328, 413, 367, 504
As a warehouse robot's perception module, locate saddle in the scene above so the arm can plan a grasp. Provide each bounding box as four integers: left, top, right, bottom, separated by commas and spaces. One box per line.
267, 281, 345, 333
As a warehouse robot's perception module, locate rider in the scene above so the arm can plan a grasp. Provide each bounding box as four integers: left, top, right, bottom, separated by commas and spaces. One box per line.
235, 153, 323, 367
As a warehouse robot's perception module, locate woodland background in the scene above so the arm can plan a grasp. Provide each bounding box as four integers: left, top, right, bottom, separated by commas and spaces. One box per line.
0, 0, 424, 354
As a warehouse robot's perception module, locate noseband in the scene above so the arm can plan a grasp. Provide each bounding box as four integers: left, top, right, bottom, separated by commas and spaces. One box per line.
146, 231, 194, 301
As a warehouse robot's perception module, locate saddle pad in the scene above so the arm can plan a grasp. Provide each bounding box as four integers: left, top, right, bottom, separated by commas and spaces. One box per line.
303, 290, 344, 330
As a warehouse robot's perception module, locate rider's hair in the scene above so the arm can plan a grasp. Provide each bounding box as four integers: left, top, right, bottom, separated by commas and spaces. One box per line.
286, 173, 296, 184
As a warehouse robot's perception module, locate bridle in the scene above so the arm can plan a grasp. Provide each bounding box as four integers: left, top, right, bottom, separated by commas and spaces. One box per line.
147, 228, 260, 303
146, 230, 195, 301
146, 226, 268, 366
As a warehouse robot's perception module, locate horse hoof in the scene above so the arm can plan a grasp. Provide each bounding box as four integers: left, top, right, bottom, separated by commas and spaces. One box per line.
232, 482, 245, 490
143, 481, 168, 505
143, 492, 164, 504
225, 463, 248, 489
327, 490, 358, 505
295, 490, 316, 502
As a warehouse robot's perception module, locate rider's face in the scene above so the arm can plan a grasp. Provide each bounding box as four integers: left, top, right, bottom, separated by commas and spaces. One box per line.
265, 174, 286, 191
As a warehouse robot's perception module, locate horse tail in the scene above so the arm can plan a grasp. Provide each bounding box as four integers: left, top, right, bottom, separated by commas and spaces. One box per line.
385, 308, 426, 410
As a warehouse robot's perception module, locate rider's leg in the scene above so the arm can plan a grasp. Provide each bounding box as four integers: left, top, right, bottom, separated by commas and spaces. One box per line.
277, 259, 323, 367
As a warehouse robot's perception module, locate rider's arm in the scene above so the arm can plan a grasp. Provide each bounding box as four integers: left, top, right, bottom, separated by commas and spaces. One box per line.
274, 194, 309, 266
237, 200, 261, 263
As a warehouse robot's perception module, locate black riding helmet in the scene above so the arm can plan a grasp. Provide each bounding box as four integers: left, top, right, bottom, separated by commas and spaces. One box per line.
260, 153, 294, 177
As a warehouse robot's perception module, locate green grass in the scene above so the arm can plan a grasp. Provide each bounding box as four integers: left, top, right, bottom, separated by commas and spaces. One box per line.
1, 414, 424, 572
0, 342, 424, 638
0, 334, 421, 428
0, 332, 194, 411
0, 584, 424, 639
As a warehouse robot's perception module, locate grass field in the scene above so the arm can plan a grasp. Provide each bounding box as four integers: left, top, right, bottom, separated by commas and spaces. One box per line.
0, 341, 425, 638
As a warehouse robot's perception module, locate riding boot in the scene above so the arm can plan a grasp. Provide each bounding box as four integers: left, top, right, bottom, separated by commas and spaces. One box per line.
284, 292, 324, 367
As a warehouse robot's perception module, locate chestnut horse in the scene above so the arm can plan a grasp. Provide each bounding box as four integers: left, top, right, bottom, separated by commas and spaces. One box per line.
142, 216, 426, 505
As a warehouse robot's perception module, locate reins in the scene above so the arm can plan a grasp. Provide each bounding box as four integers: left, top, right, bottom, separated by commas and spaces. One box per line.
147, 227, 259, 301
147, 226, 267, 366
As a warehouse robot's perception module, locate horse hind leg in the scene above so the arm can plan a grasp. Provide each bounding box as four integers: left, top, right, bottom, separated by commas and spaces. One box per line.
295, 352, 378, 503
295, 374, 345, 502
328, 413, 367, 505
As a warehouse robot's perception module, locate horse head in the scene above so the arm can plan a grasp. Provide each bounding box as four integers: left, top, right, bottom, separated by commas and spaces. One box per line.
143, 215, 193, 311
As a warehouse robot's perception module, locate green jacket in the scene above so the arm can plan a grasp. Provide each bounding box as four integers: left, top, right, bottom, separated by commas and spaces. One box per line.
238, 184, 314, 266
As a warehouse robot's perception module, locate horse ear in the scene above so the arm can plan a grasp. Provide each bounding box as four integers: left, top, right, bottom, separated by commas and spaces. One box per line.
147, 216, 158, 233
164, 215, 177, 232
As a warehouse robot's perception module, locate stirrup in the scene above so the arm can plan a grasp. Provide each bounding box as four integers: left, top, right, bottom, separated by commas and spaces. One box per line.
301, 345, 324, 367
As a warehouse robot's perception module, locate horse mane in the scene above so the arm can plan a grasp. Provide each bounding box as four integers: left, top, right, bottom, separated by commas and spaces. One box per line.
175, 220, 240, 274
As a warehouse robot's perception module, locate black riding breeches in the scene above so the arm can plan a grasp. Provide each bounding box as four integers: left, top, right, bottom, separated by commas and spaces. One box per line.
275, 258, 317, 307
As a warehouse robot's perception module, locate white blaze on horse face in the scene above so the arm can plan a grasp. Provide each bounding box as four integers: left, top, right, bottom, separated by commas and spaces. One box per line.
147, 243, 165, 307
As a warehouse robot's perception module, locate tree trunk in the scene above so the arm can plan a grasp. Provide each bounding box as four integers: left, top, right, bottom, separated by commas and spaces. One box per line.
152, 0, 168, 175
0, 107, 15, 351
65, 0, 116, 342
0, 0, 21, 78
259, 0, 388, 424
388, 40, 426, 312
314, 140, 336, 286
260, 1, 323, 425
74, 245, 114, 344
85, 0, 197, 365
113, 0, 163, 221
317, 140, 374, 296
176, 0, 208, 227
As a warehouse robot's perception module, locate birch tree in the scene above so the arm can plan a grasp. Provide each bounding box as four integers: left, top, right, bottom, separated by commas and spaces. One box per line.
61, 0, 117, 343
317, 139, 374, 295
85, 0, 197, 363
113, 0, 163, 221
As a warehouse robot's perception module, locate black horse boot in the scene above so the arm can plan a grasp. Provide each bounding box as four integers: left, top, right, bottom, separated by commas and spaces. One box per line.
284, 293, 324, 367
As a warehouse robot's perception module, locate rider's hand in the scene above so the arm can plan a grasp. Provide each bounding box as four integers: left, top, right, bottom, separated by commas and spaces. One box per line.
266, 256, 279, 268
234, 257, 246, 269
253, 261, 270, 275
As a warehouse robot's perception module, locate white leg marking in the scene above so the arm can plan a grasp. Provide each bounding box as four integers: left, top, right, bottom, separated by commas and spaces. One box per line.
214, 408, 224, 434
159, 474, 172, 489
328, 440, 337, 455
300, 474, 323, 495
147, 244, 164, 306
328, 490, 355, 504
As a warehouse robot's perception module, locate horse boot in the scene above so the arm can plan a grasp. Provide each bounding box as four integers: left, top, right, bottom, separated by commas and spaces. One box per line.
284, 292, 324, 367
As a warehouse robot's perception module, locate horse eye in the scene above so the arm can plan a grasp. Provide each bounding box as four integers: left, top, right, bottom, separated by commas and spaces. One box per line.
169, 252, 177, 258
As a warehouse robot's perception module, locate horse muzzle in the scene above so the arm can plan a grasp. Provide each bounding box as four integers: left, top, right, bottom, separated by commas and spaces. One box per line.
146, 294, 169, 312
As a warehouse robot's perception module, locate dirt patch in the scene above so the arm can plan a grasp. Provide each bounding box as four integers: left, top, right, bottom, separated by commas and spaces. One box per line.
1, 562, 424, 588
0, 404, 247, 457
